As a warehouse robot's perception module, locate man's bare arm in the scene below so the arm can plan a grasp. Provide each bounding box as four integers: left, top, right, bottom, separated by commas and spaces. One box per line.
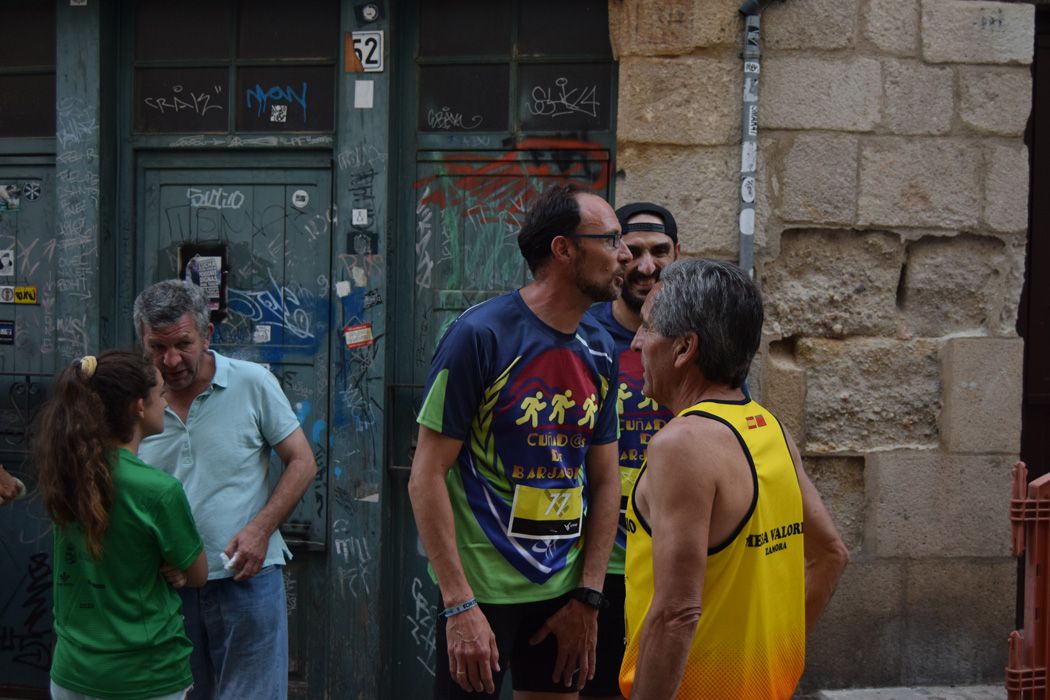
784, 429, 849, 631
162, 549, 209, 589
631, 426, 715, 700
226, 427, 318, 581
528, 439, 621, 688
408, 425, 499, 695
578, 440, 621, 590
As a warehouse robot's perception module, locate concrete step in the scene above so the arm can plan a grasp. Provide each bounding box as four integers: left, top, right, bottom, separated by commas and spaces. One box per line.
815, 686, 1006, 700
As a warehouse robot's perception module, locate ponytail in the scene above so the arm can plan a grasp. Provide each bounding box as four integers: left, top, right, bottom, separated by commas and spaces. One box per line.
34, 351, 157, 559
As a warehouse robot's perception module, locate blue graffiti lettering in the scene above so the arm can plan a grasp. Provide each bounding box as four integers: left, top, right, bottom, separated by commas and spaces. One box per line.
227, 271, 316, 340
245, 82, 309, 123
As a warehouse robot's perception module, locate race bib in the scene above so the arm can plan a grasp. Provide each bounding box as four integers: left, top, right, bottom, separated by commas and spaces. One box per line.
508, 484, 583, 540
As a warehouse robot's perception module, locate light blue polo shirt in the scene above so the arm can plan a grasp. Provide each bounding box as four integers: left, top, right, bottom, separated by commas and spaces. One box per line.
140, 350, 301, 580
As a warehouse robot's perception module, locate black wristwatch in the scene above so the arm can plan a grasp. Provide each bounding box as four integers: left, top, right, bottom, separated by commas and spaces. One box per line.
570, 587, 608, 610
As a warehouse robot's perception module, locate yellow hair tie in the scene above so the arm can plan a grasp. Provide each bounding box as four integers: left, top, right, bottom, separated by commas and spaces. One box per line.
79, 355, 97, 379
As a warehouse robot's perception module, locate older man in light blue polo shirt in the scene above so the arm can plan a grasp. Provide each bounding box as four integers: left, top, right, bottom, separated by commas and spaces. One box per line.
135, 280, 317, 700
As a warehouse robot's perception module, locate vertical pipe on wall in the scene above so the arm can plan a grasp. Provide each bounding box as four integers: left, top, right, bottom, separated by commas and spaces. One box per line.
737, 0, 779, 279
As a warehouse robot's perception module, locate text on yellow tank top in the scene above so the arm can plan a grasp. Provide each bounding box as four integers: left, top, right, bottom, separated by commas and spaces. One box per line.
619, 398, 806, 700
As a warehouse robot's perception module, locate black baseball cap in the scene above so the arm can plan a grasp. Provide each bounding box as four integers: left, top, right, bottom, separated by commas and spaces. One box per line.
615, 202, 678, 244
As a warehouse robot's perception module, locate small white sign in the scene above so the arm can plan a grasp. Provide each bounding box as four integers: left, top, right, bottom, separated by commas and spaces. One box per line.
292, 189, 310, 209
741, 176, 756, 204
739, 208, 755, 236
0, 249, 14, 277
344, 323, 374, 348
352, 209, 369, 226
352, 31, 384, 72
747, 104, 759, 136
335, 280, 352, 298
253, 325, 272, 343
740, 142, 757, 173
743, 77, 758, 103
0, 287, 12, 303
354, 80, 374, 109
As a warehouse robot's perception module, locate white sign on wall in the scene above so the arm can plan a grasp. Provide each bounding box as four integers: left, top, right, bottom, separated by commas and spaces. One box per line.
352, 31, 384, 72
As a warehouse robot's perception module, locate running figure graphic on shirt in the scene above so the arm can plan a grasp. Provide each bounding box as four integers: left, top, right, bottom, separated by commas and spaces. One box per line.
516, 392, 547, 428
549, 390, 576, 424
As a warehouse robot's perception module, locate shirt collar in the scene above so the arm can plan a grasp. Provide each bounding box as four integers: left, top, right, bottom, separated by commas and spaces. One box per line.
209, 349, 230, 389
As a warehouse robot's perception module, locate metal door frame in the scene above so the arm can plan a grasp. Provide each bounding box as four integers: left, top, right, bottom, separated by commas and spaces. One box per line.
383, 1, 618, 695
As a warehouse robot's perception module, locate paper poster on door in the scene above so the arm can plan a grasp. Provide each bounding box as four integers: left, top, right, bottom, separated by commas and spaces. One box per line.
14, 286, 37, 304
0, 185, 20, 212
185, 255, 222, 307
343, 322, 373, 349
0, 249, 14, 276
354, 80, 374, 109
178, 243, 229, 323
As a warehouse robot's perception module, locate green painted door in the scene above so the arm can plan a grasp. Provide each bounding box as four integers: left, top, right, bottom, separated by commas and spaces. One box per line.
0, 163, 59, 695
386, 152, 612, 698
384, 5, 617, 694
137, 155, 331, 698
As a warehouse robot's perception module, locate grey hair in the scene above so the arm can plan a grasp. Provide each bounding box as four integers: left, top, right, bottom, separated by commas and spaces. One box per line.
648, 258, 763, 388
133, 279, 211, 339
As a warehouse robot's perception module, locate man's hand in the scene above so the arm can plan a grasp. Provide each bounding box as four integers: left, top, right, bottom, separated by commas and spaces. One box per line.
528, 599, 598, 688
446, 606, 500, 694
160, 562, 187, 588
0, 465, 25, 506
224, 522, 270, 581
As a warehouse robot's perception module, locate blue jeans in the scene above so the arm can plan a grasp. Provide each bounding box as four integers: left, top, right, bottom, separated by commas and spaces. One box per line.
178, 565, 288, 700
50, 681, 189, 700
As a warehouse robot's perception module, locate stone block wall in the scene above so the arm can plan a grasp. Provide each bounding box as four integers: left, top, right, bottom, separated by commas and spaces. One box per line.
611, 0, 1031, 690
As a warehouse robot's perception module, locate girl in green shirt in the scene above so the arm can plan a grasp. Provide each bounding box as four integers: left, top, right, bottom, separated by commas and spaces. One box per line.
35, 351, 207, 700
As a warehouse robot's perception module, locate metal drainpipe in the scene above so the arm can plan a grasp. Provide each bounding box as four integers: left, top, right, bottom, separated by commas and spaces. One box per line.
737, 0, 779, 279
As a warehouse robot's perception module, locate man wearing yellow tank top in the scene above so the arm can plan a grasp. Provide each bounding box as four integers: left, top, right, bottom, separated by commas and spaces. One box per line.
618, 258, 849, 700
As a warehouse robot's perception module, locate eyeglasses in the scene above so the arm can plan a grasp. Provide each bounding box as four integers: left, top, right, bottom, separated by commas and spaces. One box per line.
568, 232, 623, 249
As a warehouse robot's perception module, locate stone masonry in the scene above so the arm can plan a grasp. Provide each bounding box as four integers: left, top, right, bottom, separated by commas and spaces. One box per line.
611, 0, 1031, 690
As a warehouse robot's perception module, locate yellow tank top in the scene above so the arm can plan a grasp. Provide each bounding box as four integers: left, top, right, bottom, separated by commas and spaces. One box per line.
619, 398, 806, 699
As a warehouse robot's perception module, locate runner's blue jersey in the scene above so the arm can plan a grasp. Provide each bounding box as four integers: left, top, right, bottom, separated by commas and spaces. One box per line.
585, 302, 674, 573
418, 291, 619, 602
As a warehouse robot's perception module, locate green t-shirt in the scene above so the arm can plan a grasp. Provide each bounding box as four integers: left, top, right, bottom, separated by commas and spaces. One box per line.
51, 448, 203, 700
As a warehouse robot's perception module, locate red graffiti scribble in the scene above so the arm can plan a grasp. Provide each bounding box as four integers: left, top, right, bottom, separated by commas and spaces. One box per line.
412, 138, 609, 225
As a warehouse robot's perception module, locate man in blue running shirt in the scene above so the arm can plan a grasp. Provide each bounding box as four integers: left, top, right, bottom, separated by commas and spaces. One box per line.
410, 184, 630, 700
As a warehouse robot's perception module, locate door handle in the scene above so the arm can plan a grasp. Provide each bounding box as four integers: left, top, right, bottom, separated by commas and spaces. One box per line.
389, 433, 418, 472
387, 383, 423, 474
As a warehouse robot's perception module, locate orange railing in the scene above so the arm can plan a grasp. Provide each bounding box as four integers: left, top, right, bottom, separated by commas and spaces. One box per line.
1008, 461, 1050, 699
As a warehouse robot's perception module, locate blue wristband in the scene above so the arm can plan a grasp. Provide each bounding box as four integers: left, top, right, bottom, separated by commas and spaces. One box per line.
442, 598, 478, 618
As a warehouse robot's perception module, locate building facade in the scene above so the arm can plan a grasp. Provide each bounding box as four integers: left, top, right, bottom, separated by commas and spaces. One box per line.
612, 0, 1039, 690
0, 0, 1039, 696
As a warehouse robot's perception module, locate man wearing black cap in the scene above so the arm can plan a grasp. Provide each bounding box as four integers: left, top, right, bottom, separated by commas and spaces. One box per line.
581, 203, 679, 700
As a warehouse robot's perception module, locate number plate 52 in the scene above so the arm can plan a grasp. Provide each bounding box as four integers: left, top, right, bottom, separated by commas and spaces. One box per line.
352, 31, 384, 73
